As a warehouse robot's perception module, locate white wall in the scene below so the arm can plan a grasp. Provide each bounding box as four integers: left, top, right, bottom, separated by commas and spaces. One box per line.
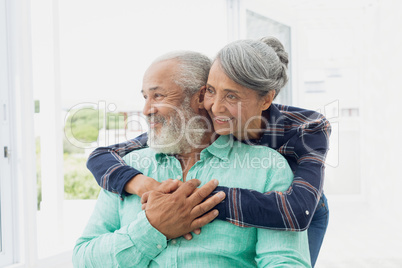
361, 0, 402, 211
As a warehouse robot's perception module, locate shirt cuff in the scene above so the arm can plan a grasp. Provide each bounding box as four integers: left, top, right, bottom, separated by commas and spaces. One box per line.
111, 167, 143, 198
115, 210, 167, 262
128, 210, 167, 258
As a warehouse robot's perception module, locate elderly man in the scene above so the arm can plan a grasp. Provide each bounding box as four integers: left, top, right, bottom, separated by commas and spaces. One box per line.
73, 51, 311, 267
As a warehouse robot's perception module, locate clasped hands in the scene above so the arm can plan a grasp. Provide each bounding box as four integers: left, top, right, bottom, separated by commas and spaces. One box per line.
127, 175, 225, 240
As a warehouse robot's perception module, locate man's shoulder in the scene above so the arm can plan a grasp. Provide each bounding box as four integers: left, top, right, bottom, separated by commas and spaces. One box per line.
122, 148, 156, 166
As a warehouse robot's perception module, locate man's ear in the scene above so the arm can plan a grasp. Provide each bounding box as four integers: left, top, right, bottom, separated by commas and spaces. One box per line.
261, 90, 275, 110
197, 85, 206, 109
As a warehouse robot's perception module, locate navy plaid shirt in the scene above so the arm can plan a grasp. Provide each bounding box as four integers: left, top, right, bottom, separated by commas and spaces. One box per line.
87, 103, 331, 231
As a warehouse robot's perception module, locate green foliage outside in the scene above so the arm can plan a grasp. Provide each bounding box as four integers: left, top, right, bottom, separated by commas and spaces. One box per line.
65, 108, 103, 143
63, 135, 100, 200
106, 112, 126, 130
63, 135, 85, 155
64, 107, 126, 143
63, 152, 100, 199
36, 106, 127, 203
36, 137, 42, 210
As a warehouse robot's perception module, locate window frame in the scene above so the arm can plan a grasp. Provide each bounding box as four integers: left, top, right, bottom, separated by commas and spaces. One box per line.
0, 0, 14, 265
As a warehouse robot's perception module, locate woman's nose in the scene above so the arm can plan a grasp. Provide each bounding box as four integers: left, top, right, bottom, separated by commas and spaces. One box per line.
211, 97, 226, 115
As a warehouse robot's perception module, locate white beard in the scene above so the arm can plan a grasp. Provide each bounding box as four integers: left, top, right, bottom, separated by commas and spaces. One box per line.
147, 104, 208, 154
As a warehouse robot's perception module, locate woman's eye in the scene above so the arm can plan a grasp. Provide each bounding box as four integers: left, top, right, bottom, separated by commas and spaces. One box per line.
227, 94, 237, 100
206, 88, 214, 94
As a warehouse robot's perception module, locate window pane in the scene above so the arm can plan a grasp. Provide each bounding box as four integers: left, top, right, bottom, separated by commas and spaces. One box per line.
0, 0, 14, 264
246, 10, 292, 105
31, 0, 229, 258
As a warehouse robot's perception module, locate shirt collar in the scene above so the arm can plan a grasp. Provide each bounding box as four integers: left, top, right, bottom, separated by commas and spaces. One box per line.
154, 152, 165, 163
154, 135, 234, 163
201, 135, 234, 161
154, 151, 177, 164
266, 104, 284, 126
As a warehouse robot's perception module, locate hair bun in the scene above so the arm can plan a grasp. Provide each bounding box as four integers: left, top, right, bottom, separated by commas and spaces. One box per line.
260, 36, 289, 68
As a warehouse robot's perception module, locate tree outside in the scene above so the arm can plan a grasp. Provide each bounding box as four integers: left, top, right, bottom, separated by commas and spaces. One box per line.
62, 107, 125, 200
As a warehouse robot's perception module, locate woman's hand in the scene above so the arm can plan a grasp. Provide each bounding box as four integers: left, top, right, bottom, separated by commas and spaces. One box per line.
124, 174, 161, 197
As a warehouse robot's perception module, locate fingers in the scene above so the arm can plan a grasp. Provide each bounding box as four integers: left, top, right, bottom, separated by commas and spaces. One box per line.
190, 209, 219, 230
190, 191, 225, 218
141, 179, 180, 204
183, 233, 193, 240
157, 179, 180, 194
141, 191, 150, 204
176, 180, 184, 188
193, 228, 201, 235
174, 179, 201, 197
188, 179, 219, 206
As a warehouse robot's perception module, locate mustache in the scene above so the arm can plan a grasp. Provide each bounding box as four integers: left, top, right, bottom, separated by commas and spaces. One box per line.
147, 114, 167, 125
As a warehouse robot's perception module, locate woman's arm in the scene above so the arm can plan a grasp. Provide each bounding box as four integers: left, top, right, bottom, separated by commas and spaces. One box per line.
87, 109, 330, 231
213, 110, 331, 231
72, 190, 167, 267
86, 132, 153, 197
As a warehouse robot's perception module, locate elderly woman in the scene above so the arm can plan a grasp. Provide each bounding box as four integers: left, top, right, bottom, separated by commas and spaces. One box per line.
86, 37, 330, 267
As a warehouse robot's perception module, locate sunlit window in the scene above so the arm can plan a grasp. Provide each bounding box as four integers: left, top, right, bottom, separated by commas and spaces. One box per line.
4, 0, 401, 267
31, 0, 229, 259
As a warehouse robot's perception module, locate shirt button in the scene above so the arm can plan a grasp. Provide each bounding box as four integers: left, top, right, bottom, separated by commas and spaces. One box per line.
157, 244, 162, 249
305, 210, 309, 215
176, 175, 181, 180
171, 239, 177, 245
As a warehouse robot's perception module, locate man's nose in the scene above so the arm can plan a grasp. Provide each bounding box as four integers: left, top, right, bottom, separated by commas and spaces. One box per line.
143, 99, 157, 116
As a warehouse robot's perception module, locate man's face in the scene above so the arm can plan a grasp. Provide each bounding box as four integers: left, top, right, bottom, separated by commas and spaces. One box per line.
142, 59, 186, 135
141, 59, 208, 154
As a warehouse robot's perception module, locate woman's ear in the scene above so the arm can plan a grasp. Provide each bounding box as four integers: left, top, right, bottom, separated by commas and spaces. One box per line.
261, 90, 275, 110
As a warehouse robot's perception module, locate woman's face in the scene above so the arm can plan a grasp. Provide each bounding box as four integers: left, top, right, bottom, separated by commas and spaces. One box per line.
203, 61, 274, 140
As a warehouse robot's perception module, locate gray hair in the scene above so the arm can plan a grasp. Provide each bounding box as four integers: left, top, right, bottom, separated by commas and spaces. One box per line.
153, 51, 211, 99
215, 36, 288, 98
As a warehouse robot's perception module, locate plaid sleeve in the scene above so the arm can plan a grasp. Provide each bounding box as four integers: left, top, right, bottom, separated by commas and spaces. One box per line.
215, 110, 331, 231
86, 132, 149, 197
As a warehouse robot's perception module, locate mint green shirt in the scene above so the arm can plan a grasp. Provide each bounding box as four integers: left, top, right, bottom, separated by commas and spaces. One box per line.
73, 135, 311, 267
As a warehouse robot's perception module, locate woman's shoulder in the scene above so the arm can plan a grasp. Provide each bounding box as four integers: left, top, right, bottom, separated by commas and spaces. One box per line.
273, 103, 327, 121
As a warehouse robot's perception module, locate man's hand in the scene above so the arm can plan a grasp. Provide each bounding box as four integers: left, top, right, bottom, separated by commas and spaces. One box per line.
124, 174, 161, 197
144, 179, 225, 240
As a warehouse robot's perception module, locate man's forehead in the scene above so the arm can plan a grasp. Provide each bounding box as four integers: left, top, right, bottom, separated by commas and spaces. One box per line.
144, 59, 180, 78
141, 61, 183, 95
141, 86, 165, 94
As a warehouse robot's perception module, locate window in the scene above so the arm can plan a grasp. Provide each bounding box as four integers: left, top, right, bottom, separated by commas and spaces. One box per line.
0, 0, 15, 265
246, 10, 292, 105
30, 0, 230, 263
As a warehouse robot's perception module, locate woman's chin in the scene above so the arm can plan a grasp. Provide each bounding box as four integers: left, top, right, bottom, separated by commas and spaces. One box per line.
214, 128, 231, 136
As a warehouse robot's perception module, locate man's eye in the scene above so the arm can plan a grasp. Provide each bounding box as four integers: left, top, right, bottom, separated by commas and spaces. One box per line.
154, 93, 164, 98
